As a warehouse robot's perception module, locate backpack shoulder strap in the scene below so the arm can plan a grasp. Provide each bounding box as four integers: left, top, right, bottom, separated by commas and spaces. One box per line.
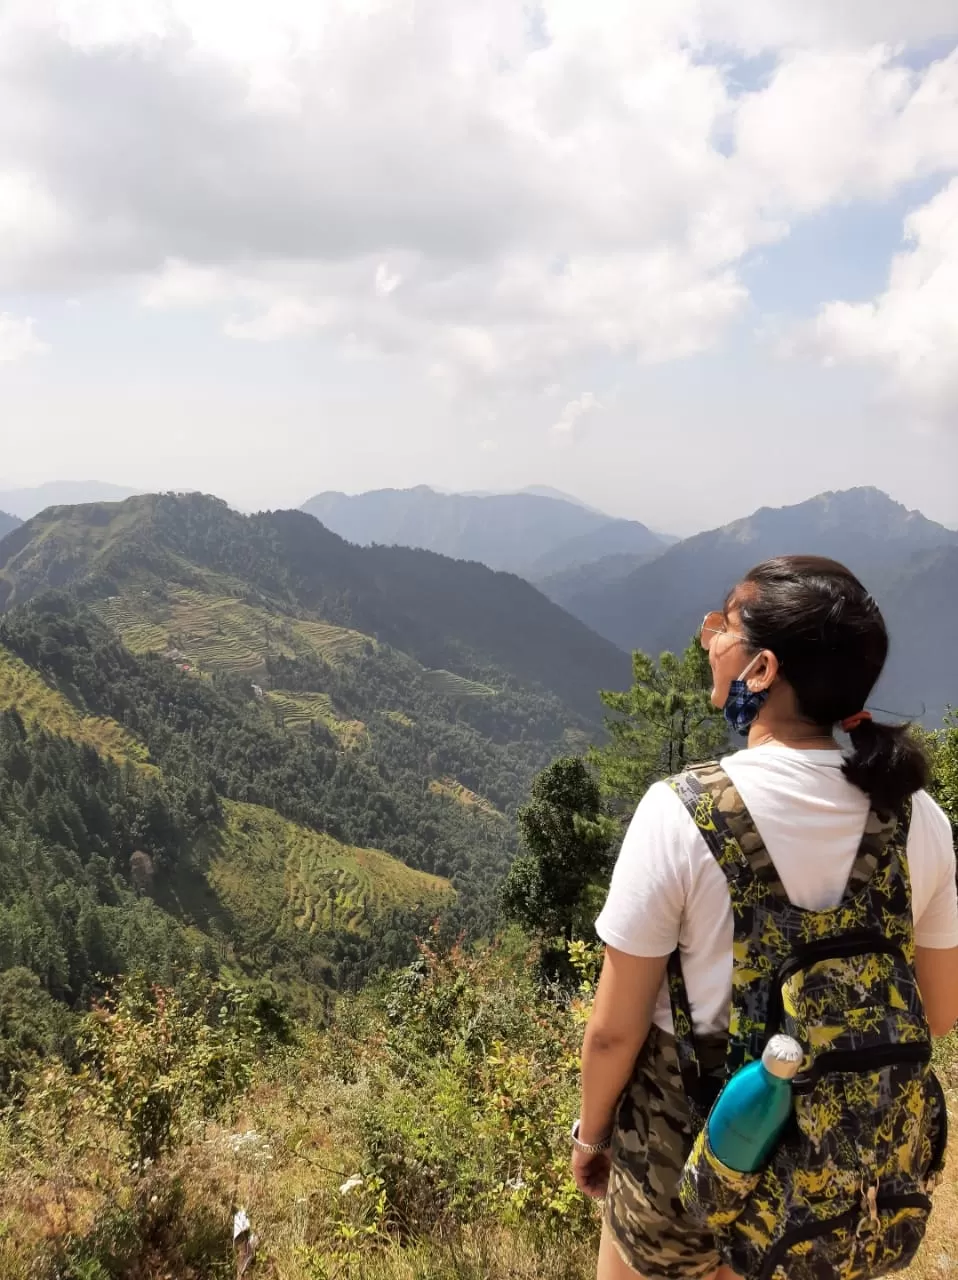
668, 761, 909, 904
667, 760, 786, 896
664, 760, 756, 1124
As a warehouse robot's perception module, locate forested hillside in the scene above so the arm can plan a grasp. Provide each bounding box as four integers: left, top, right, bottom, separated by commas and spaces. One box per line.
0, 492, 630, 719
0, 583, 596, 1016
0, 490, 954, 1280
0, 491, 629, 1040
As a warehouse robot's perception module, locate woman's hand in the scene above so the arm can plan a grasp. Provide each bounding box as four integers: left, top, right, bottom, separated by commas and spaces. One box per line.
575, 948, 669, 1200
572, 1146, 612, 1199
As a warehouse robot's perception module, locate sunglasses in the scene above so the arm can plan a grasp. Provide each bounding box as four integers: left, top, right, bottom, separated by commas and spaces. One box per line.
700, 611, 748, 651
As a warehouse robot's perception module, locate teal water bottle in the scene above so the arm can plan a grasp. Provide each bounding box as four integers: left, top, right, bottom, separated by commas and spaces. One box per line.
707, 1035, 803, 1173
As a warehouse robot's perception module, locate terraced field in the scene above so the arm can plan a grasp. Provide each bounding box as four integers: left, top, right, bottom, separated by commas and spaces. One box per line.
266, 690, 367, 748
95, 588, 373, 675
421, 669, 495, 698
0, 644, 149, 764
205, 801, 452, 942
293, 618, 372, 662
428, 777, 504, 821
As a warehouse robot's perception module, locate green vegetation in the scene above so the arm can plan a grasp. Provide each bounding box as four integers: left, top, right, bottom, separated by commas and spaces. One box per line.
0, 930, 953, 1279
0, 935, 602, 1279
923, 709, 958, 828
208, 800, 451, 942
97, 587, 372, 675
500, 758, 616, 946
0, 491, 631, 718
428, 777, 504, 820
0, 644, 148, 764
589, 637, 728, 806
266, 689, 367, 747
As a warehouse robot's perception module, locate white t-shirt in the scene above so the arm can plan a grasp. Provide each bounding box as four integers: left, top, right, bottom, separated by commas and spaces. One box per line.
595, 745, 958, 1036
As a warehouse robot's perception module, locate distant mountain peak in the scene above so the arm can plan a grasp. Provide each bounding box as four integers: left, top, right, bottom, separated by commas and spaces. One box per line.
543, 484, 957, 727
300, 484, 665, 576
0, 510, 21, 542
0, 480, 142, 521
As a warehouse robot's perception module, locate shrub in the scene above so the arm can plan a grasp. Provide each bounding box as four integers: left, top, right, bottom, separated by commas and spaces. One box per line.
344, 929, 597, 1236
79, 971, 263, 1169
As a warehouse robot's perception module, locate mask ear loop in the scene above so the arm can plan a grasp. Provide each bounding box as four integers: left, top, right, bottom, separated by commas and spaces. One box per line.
735, 650, 765, 686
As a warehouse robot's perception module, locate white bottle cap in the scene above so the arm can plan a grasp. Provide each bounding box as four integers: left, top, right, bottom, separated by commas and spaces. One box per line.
761, 1034, 804, 1079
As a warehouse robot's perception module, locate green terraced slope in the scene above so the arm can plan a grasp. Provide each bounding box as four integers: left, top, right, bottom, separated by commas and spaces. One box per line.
428, 778, 504, 821
420, 669, 494, 698
204, 801, 452, 941
95, 587, 372, 677
0, 644, 149, 764
266, 690, 366, 748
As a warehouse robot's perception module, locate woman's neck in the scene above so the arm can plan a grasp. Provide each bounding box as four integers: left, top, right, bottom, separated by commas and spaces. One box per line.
747, 716, 838, 752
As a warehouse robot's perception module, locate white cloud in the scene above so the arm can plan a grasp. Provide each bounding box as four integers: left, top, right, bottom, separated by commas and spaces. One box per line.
0, 3, 957, 398
224, 297, 331, 342
375, 262, 402, 296
0, 312, 48, 363
734, 48, 958, 215
552, 391, 600, 436
799, 178, 958, 421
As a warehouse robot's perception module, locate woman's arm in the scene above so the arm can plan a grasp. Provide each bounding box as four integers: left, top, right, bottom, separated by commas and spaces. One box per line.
573, 947, 669, 1196
572, 946, 670, 1197
915, 945, 958, 1037
579, 946, 670, 1143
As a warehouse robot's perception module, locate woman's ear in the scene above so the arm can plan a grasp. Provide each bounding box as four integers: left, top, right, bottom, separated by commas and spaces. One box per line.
748, 650, 779, 692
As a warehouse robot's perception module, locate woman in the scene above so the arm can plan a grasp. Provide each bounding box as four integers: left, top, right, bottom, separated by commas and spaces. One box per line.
573, 556, 958, 1280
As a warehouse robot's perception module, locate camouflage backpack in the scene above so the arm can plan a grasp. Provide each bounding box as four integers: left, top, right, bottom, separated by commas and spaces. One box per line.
666, 761, 948, 1280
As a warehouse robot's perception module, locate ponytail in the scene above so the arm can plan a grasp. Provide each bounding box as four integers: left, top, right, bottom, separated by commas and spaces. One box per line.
842, 719, 929, 815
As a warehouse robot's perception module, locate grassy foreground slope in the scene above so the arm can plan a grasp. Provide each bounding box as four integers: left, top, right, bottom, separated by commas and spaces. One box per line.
0, 939, 953, 1280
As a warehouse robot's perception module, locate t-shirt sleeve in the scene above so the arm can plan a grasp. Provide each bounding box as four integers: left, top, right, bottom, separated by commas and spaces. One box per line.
595, 782, 691, 957
910, 791, 958, 949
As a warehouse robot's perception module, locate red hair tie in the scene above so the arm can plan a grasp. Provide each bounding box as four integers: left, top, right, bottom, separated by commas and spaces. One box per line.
841, 710, 872, 733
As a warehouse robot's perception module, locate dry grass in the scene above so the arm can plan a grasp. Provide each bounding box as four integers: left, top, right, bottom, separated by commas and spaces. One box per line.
0, 1043, 597, 1280
2, 1035, 956, 1280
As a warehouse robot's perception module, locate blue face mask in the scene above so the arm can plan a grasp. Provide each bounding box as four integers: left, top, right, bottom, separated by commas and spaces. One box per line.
723, 652, 768, 734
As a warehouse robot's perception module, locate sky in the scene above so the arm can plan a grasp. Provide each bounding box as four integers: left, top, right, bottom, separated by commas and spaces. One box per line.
2, 2, 958, 535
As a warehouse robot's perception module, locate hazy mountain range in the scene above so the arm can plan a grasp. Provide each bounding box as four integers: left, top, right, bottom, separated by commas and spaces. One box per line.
541, 487, 957, 725
301, 485, 666, 577
0, 511, 19, 541
298, 483, 956, 725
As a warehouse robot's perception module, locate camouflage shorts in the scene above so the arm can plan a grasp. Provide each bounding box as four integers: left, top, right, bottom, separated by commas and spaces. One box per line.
605, 1025, 726, 1280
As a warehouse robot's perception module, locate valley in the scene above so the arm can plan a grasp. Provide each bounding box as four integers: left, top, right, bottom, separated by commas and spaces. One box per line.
0, 484, 954, 1280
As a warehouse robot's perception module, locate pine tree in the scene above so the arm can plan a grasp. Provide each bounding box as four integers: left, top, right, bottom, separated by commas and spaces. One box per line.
500, 756, 615, 943
590, 638, 728, 807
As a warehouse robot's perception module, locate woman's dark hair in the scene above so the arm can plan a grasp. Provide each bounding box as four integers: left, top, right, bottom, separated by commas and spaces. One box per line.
728, 555, 928, 815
